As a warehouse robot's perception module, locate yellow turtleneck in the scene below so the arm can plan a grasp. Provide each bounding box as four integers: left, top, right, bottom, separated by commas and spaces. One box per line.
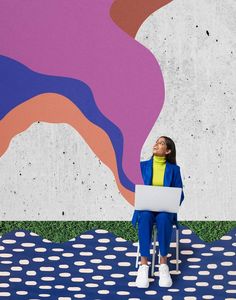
152, 155, 166, 186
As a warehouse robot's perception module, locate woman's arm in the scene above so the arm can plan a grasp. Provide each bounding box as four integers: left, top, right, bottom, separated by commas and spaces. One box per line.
173, 166, 184, 205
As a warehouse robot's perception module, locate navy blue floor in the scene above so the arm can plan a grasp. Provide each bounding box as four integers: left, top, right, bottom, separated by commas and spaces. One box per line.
0, 225, 235, 300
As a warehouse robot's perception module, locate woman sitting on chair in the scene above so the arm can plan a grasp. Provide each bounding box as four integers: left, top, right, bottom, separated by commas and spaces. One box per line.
131, 136, 184, 288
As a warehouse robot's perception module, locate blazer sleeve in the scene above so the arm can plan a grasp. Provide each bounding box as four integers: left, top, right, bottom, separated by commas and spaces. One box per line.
173, 166, 185, 206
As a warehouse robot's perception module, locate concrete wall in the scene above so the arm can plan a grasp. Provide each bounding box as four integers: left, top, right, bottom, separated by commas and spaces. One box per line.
0, 0, 235, 220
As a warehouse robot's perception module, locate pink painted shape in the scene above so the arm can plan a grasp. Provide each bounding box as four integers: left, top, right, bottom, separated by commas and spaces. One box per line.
0, 0, 164, 185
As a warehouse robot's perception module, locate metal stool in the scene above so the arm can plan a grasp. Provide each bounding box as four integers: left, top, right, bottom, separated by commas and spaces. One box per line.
135, 223, 179, 276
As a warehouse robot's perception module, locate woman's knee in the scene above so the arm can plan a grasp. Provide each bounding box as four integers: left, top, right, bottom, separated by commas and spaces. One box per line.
156, 212, 173, 225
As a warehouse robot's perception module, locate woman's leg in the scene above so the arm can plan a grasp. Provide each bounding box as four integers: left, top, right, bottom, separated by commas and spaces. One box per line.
138, 211, 155, 264
155, 212, 174, 263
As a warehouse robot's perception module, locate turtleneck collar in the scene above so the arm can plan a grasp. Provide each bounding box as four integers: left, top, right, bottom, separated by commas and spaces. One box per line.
153, 155, 166, 164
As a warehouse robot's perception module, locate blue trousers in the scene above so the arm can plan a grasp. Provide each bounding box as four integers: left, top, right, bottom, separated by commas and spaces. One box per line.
138, 211, 174, 259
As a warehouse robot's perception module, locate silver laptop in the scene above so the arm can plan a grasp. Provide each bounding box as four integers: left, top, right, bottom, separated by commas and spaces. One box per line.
135, 185, 182, 213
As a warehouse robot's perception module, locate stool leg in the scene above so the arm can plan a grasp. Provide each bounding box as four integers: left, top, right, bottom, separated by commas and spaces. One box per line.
151, 227, 157, 277
136, 242, 140, 269
176, 228, 179, 272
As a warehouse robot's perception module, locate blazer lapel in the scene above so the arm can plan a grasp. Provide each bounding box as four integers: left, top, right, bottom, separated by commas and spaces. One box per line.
164, 161, 173, 186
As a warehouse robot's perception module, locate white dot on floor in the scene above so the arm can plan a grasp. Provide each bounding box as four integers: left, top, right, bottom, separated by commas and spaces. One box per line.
26, 271, 37, 276
80, 234, 94, 239
41, 277, 55, 281
71, 278, 84, 282
145, 291, 157, 295
52, 248, 64, 252
9, 278, 22, 282
117, 291, 130, 295
59, 273, 71, 277
212, 285, 224, 290
95, 246, 107, 251
74, 294, 86, 298
25, 281, 37, 286
38, 294, 50, 297
0, 284, 9, 288
184, 297, 197, 300
78, 269, 93, 274
221, 261, 233, 266
198, 271, 210, 275
183, 276, 198, 281
54, 285, 65, 289
220, 235, 232, 240
67, 287, 81, 291
162, 296, 173, 300
35, 248, 47, 252
95, 229, 108, 234
85, 283, 98, 288
80, 252, 93, 256
40, 267, 54, 272
213, 275, 224, 280
0, 254, 12, 258
72, 244, 86, 249
15, 232, 26, 237
2, 239, 16, 244
92, 276, 104, 280
59, 264, 69, 269
21, 243, 35, 247
62, 253, 74, 257
113, 247, 127, 251
118, 262, 131, 267
228, 281, 236, 285
98, 239, 110, 243
48, 256, 60, 261
0, 292, 11, 297
0, 272, 10, 276
98, 290, 110, 294
19, 259, 29, 265
184, 288, 196, 292
90, 259, 102, 264
201, 253, 213, 257
187, 258, 201, 262
115, 237, 126, 242
181, 250, 194, 255
74, 261, 86, 266
228, 271, 236, 275
104, 255, 116, 259
196, 282, 209, 286
202, 296, 214, 299
97, 265, 112, 270
111, 273, 124, 278
182, 229, 192, 235
191, 244, 205, 249
223, 252, 235, 256
104, 281, 116, 285
32, 257, 45, 262
207, 264, 217, 269
180, 239, 191, 243
11, 267, 22, 271
39, 285, 52, 290
210, 247, 224, 251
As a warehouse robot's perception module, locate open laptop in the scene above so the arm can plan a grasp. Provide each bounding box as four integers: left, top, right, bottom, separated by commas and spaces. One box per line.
135, 185, 182, 213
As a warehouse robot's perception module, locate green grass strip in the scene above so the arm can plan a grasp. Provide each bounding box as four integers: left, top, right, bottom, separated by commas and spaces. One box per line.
0, 221, 235, 243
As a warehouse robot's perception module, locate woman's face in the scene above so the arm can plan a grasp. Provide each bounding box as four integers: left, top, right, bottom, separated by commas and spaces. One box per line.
152, 137, 171, 157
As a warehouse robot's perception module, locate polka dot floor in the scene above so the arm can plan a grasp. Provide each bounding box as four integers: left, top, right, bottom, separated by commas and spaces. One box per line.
0, 225, 235, 300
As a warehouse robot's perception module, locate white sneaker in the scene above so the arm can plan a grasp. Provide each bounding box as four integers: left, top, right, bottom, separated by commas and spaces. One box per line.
135, 264, 149, 288
158, 264, 172, 288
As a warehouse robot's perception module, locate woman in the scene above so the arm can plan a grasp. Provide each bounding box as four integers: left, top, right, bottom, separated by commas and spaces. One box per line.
132, 136, 184, 288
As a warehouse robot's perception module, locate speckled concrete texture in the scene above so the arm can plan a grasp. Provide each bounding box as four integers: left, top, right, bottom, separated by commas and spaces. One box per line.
0, 0, 235, 220
0, 122, 133, 220
137, 0, 236, 220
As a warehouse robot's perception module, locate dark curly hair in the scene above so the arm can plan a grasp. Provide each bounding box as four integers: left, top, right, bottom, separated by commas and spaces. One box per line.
158, 136, 176, 165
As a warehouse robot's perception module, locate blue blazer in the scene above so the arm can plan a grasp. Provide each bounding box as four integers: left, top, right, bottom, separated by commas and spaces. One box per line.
131, 155, 185, 228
